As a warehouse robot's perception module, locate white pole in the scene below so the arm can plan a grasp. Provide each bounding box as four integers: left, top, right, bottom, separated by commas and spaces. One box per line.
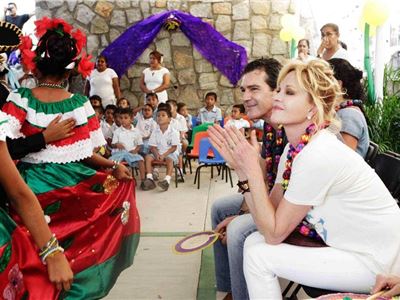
374, 21, 389, 102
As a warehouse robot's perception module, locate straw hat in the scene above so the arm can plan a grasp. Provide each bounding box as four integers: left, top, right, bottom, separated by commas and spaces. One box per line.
0, 21, 22, 52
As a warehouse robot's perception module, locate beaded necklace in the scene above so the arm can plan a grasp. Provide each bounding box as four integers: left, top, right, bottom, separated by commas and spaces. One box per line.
263, 123, 284, 191
338, 99, 363, 110
37, 82, 65, 89
282, 123, 322, 241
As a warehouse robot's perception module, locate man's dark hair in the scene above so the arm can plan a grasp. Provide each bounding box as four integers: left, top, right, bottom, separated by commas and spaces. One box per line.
233, 104, 246, 114
8, 3, 16, 8
157, 103, 172, 118
205, 92, 217, 101
242, 58, 282, 90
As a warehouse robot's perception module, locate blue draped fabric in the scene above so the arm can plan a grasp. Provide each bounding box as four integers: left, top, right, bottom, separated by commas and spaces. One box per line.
101, 10, 247, 85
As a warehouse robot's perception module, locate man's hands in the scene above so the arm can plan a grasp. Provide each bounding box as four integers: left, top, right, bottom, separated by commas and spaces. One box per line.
43, 115, 75, 144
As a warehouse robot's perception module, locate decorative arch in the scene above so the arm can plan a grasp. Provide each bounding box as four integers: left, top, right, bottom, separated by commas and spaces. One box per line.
102, 10, 247, 85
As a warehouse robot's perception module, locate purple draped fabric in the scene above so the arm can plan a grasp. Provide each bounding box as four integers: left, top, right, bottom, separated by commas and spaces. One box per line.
101, 10, 247, 85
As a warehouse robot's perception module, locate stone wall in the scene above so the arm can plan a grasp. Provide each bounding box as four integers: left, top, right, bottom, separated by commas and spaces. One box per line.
36, 0, 296, 114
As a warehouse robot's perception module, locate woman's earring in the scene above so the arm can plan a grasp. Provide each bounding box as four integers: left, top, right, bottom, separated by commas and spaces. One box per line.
306, 115, 312, 120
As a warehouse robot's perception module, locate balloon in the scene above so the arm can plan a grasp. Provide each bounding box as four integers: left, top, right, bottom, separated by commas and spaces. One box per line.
280, 14, 297, 29
362, 0, 389, 26
292, 27, 306, 41
280, 28, 293, 42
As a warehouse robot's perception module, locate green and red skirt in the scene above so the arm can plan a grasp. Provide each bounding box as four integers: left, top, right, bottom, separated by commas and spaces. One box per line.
0, 162, 140, 299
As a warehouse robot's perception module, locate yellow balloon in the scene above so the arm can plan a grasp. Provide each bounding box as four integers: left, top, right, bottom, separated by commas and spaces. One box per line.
280, 28, 293, 42
293, 27, 306, 41
280, 14, 297, 29
363, 0, 389, 26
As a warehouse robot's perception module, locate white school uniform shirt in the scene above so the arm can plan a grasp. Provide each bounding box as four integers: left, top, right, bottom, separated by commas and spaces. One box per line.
148, 125, 180, 156
197, 106, 222, 124
225, 118, 250, 130
135, 113, 157, 139
111, 125, 143, 152
170, 113, 188, 133
100, 119, 117, 140
275, 129, 400, 275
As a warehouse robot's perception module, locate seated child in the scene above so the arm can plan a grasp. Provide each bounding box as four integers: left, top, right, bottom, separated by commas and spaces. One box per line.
177, 102, 193, 131
135, 104, 157, 155
117, 97, 131, 109
197, 92, 222, 124
143, 105, 180, 192
109, 108, 146, 188
225, 104, 250, 134
89, 94, 102, 108
113, 107, 123, 128
166, 100, 188, 175
101, 104, 117, 146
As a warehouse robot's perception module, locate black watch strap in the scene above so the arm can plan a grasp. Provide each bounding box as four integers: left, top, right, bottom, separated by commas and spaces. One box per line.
237, 179, 250, 194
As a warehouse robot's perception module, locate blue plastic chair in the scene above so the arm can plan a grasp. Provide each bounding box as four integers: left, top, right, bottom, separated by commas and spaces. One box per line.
193, 138, 233, 189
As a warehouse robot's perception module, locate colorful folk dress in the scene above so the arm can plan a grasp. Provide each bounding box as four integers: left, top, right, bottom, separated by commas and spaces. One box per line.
0, 88, 140, 300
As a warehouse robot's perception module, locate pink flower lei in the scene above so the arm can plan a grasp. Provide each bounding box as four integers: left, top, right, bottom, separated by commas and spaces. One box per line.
18, 17, 94, 78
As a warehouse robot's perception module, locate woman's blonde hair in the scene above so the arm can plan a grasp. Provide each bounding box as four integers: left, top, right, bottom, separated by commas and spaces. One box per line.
277, 60, 342, 130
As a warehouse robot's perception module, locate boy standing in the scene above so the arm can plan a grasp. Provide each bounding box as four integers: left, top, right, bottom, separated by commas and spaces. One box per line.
101, 104, 117, 146
110, 108, 146, 188
143, 105, 180, 191
197, 92, 222, 124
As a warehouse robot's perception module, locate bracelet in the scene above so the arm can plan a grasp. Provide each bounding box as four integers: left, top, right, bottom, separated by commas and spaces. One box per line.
41, 246, 64, 265
39, 234, 57, 256
151, 89, 155, 93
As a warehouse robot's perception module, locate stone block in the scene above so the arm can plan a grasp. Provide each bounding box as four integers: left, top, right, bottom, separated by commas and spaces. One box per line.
251, 15, 267, 31
101, 34, 108, 47
250, 0, 270, 15
87, 34, 99, 54
216, 15, 231, 33
199, 73, 217, 90
131, 78, 142, 92
47, 0, 64, 9
123, 91, 139, 107
90, 16, 109, 34
140, 1, 150, 13
270, 37, 287, 55
212, 2, 231, 15
202, 18, 214, 28
83, 0, 96, 7
131, 0, 140, 7
120, 75, 131, 91
115, 0, 131, 9
55, 7, 74, 25
220, 89, 235, 106
252, 33, 271, 57
190, 3, 212, 18
179, 85, 200, 108
127, 65, 145, 79
167, 1, 181, 10
138, 48, 154, 64
232, 1, 249, 20
233, 21, 250, 40
271, 0, 290, 13
95, 1, 114, 18
193, 48, 202, 60
76, 4, 95, 25
126, 9, 142, 24
177, 69, 196, 85
109, 28, 121, 42
171, 32, 190, 47
155, 38, 172, 63
173, 48, 194, 70
155, 0, 167, 8
233, 40, 251, 57
269, 14, 281, 30
110, 10, 126, 27
194, 59, 213, 73
66, 0, 77, 12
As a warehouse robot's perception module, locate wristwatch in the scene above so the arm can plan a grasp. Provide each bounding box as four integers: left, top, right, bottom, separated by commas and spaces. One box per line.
237, 179, 250, 194
112, 161, 119, 170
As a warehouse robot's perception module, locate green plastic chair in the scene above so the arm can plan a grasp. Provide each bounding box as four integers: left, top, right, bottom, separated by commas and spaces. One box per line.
188, 123, 214, 148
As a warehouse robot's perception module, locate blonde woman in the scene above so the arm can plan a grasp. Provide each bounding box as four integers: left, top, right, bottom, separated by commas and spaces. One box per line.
208, 60, 400, 299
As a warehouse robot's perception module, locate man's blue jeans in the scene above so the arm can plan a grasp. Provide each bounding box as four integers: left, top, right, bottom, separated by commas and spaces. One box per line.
211, 193, 257, 300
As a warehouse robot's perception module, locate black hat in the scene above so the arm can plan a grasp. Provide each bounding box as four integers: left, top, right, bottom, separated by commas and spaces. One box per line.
0, 21, 22, 52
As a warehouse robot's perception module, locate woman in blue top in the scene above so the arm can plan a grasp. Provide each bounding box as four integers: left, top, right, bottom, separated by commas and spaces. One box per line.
329, 58, 370, 158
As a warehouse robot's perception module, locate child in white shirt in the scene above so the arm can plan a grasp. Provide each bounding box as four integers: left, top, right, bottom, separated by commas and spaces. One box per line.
225, 104, 250, 134
109, 108, 146, 188
135, 104, 157, 155
143, 105, 180, 192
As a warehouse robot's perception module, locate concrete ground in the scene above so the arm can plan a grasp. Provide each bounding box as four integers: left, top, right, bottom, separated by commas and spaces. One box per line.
104, 164, 308, 300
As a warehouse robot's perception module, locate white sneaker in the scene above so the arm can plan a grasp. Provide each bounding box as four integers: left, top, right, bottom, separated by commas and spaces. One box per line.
152, 168, 159, 181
